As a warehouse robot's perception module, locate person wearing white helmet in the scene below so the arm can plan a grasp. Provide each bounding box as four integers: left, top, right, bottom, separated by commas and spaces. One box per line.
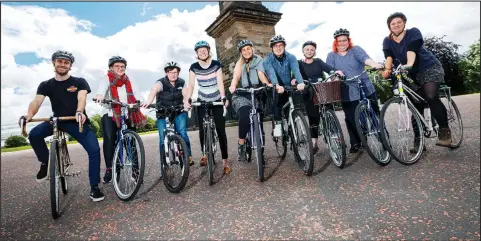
142, 61, 193, 166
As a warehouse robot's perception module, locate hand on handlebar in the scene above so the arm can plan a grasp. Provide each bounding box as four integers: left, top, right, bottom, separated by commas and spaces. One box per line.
94, 94, 104, 104
228, 85, 236, 94
141, 99, 153, 108
76, 112, 86, 124
184, 99, 192, 109
334, 70, 345, 77
297, 83, 306, 91
18, 115, 32, 127
275, 85, 285, 94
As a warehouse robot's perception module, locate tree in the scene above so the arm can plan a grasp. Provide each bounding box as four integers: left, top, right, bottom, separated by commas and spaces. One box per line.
369, 70, 393, 104
423, 35, 464, 95
5, 135, 29, 148
459, 39, 480, 94
90, 114, 103, 137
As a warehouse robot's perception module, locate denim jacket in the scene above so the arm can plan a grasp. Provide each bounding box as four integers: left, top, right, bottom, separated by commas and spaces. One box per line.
263, 52, 304, 88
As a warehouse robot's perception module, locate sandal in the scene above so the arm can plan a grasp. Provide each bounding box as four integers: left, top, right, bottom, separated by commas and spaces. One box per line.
223, 166, 232, 175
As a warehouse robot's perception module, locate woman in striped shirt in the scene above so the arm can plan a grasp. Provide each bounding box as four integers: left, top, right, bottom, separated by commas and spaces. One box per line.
184, 40, 231, 175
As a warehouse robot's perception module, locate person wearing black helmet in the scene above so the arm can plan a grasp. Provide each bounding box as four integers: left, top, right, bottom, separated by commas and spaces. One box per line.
228, 39, 278, 162
263, 35, 305, 138
381, 12, 452, 150
142, 61, 193, 166
326, 28, 384, 153
19, 50, 105, 201
298, 41, 345, 154
94, 56, 146, 184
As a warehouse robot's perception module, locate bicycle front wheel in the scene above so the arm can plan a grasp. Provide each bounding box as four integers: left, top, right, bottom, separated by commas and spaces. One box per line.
291, 109, 314, 176
206, 124, 215, 185
112, 130, 145, 201
59, 139, 69, 194
162, 134, 190, 193
322, 109, 347, 169
440, 97, 463, 149
355, 103, 391, 166
380, 97, 424, 165
49, 140, 60, 219
253, 115, 264, 182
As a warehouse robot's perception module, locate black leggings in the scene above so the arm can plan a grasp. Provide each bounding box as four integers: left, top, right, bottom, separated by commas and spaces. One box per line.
411, 82, 449, 138
341, 93, 380, 146
197, 105, 228, 159
303, 92, 320, 139
238, 106, 265, 142
101, 114, 136, 168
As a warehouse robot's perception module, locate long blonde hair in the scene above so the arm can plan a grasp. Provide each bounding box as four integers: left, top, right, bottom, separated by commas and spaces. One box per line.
236, 48, 256, 74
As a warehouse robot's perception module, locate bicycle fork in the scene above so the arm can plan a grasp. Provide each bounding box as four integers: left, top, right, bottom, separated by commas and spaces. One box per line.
249, 112, 264, 149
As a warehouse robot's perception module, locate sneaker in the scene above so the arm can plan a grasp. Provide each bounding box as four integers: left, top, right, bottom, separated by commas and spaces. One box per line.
273, 124, 282, 137
313, 145, 319, 155
103, 167, 112, 184
90, 186, 105, 202
188, 156, 194, 166
36, 162, 48, 183
436, 127, 452, 147
237, 142, 247, 161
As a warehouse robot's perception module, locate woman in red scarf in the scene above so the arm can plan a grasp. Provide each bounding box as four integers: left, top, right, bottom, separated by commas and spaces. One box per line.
94, 56, 146, 184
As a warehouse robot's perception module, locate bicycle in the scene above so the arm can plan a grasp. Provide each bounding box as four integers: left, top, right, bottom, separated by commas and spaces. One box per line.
271, 84, 314, 176
339, 68, 391, 166
20, 113, 83, 219
378, 64, 463, 165
235, 85, 272, 182
146, 103, 190, 193
93, 98, 145, 201
304, 73, 347, 169
189, 99, 226, 185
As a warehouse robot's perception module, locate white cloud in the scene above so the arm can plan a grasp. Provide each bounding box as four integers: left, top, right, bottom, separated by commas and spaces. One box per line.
140, 2, 152, 16
1, 2, 479, 131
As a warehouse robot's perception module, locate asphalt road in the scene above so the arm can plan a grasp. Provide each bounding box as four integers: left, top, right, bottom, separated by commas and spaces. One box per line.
1, 94, 480, 240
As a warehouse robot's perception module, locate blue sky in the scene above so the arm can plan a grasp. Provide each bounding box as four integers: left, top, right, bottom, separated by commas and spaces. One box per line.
4, 1, 283, 66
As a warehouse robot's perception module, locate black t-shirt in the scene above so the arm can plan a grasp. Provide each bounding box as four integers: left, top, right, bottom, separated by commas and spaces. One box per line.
298, 58, 336, 82
36, 76, 91, 119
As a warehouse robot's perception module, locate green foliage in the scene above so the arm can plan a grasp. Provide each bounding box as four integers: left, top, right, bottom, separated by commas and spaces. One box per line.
5, 135, 29, 148
368, 70, 393, 104
459, 39, 480, 94
89, 120, 102, 138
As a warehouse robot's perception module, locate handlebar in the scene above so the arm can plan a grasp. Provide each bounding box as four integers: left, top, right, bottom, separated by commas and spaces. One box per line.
188, 99, 226, 117
92, 98, 141, 109
146, 103, 186, 114
235, 85, 271, 94
339, 67, 379, 82
19, 115, 83, 137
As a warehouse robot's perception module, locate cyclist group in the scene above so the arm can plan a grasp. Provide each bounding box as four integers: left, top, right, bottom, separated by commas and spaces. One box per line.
20, 12, 455, 202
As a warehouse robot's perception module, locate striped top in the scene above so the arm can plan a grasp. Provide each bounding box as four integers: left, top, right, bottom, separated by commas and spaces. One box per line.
189, 60, 222, 102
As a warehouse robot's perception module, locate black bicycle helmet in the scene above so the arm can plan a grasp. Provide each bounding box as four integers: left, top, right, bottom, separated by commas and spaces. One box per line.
51, 50, 75, 63
333, 28, 350, 39
237, 39, 253, 52
387, 12, 407, 28
302, 41, 317, 49
108, 56, 127, 68
269, 35, 286, 48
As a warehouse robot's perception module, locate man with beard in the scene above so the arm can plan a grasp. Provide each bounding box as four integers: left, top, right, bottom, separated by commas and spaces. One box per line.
19, 50, 104, 202
298, 41, 344, 154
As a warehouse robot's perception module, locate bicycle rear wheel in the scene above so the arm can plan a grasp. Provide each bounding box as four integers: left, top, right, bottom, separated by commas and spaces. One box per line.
162, 134, 190, 193
291, 109, 314, 176
440, 97, 463, 149
112, 130, 145, 201
380, 97, 424, 165
253, 115, 264, 182
49, 140, 60, 219
322, 109, 347, 169
355, 103, 391, 166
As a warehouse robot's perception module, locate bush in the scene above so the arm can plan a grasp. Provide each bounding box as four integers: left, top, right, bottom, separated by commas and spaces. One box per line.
5, 135, 29, 148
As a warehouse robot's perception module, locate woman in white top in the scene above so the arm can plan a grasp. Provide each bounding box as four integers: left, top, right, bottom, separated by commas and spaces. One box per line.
94, 56, 146, 184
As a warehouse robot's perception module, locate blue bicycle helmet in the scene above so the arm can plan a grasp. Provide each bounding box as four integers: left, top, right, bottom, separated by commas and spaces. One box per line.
194, 40, 210, 51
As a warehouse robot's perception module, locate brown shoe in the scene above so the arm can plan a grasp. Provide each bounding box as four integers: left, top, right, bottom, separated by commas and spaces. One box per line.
223, 166, 232, 175
200, 156, 207, 166
436, 127, 452, 147
188, 156, 194, 166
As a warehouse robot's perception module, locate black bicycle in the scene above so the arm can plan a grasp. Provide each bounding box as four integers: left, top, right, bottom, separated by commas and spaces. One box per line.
147, 103, 190, 193
234, 85, 271, 182
189, 99, 226, 185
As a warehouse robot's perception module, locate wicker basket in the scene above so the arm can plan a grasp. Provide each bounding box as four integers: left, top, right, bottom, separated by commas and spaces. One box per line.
312, 81, 342, 105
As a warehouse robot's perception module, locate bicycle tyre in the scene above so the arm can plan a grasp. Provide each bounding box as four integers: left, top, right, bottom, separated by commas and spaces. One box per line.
245, 135, 252, 162
273, 120, 287, 159
162, 134, 190, 193
253, 115, 264, 182
112, 129, 145, 201
206, 123, 215, 185
291, 109, 314, 176
49, 140, 60, 219
323, 109, 347, 169
59, 139, 68, 194
440, 97, 463, 149
354, 103, 391, 166
379, 97, 424, 165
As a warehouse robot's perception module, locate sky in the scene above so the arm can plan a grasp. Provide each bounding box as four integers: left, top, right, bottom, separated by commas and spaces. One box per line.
1, 1, 480, 138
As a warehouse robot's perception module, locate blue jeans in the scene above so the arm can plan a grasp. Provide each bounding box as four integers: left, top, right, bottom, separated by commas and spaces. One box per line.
28, 121, 101, 186
156, 112, 192, 157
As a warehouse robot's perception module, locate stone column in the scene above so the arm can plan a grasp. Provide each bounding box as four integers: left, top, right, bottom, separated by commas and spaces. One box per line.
206, 1, 282, 88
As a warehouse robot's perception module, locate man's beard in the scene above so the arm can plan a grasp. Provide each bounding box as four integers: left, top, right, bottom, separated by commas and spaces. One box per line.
55, 68, 69, 76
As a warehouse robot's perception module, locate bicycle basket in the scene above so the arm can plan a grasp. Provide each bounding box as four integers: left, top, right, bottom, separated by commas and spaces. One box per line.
312, 81, 341, 105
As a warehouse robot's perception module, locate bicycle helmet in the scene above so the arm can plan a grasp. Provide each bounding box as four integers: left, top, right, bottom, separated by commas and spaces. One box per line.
237, 39, 253, 52
269, 35, 286, 48
194, 40, 210, 51
302, 41, 317, 49
387, 12, 407, 28
108, 56, 127, 68
164, 61, 181, 72
333, 28, 350, 39
51, 50, 75, 63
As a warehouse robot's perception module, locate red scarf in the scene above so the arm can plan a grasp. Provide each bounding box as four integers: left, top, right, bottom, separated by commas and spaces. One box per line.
107, 70, 146, 128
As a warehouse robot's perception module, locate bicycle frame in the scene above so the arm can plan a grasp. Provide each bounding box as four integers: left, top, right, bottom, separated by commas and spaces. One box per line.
190, 101, 225, 155
280, 88, 301, 143
235, 86, 268, 150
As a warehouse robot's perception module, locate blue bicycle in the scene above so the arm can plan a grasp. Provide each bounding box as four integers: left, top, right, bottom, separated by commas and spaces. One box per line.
93, 98, 145, 201
340, 68, 391, 166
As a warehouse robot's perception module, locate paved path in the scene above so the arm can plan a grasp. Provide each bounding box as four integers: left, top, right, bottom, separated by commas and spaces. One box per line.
1, 94, 480, 240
